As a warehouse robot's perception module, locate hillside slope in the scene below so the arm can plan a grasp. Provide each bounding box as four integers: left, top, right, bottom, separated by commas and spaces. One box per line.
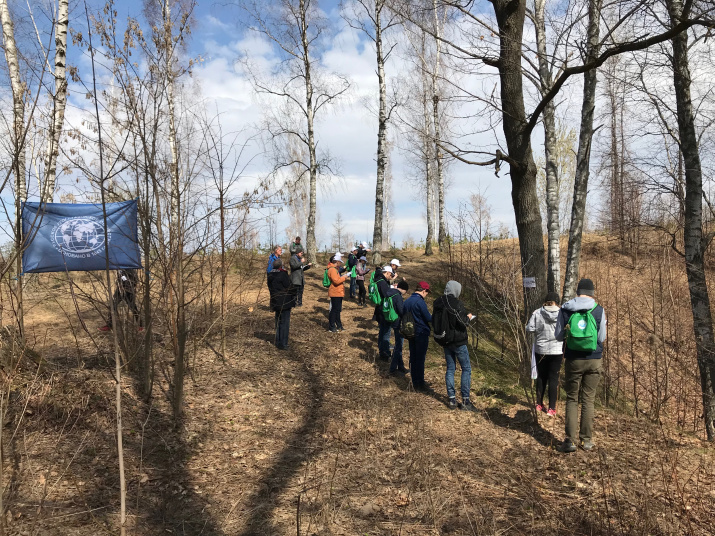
3, 250, 714, 535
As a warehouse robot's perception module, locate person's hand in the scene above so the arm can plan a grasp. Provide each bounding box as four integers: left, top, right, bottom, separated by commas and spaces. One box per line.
468, 313, 475, 321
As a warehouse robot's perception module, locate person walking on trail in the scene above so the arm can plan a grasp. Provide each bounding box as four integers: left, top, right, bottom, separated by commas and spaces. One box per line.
289, 236, 304, 256
386, 280, 410, 375
289, 250, 312, 307
403, 281, 432, 390
267, 245, 282, 273
355, 256, 371, 307
374, 265, 395, 359
432, 281, 476, 409
99, 269, 142, 332
327, 253, 350, 332
267, 259, 297, 350
347, 246, 359, 299
554, 278, 607, 453
526, 291, 563, 416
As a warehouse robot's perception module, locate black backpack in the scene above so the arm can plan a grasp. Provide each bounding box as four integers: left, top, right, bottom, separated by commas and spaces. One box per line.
432, 300, 454, 347
400, 309, 416, 339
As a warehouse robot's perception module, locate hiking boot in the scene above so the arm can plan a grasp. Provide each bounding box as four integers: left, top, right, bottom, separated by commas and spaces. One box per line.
397, 366, 409, 374
535, 404, 544, 413
581, 440, 595, 451
413, 382, 431, 393
561, 438, 577, 453
448, 397, 457, 410
328, 327, 338, 333
547, 408, 557, 417
98, 325, 111, 332
460, 399, 477, 412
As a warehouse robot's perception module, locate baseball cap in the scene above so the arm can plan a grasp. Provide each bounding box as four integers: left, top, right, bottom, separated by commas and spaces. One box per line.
416, 281, 431, 292
382, 266, 393, 274
361, 241, 368, 248
333, 252, 343, 261
351, 246, 358, 252
390, 258, 401, 267
359, 256, 367, 261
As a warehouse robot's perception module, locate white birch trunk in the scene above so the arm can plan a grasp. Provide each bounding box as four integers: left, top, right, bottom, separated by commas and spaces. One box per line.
534, 0, 560, 294
43, 0, 69, 202
424, 71, 434, 256
432, 0, 447, 250
372, 0, 388, 265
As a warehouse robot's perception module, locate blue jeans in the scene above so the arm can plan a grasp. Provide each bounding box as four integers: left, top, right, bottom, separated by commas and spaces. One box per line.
350, 276, 357, 297
389, 329, 404, 371
274, 309, 291, 348
378, 319, 392, 358
444, 345, 471, 400
408, 332, 430, 387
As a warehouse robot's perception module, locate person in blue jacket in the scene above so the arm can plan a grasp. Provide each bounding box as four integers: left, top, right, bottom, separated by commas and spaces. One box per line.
385, 280, 409, 374
267, 245, 282, 273
403, 281, 432, 390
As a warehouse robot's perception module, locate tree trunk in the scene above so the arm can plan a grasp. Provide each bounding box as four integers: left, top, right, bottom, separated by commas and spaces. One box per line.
667, 0, 715, 440
0, 0, 26, 340
492, 0, 546, 318
534, 0, 560, 295
43, 0, 69, 202
432, 0, 446, 250
372, 1, 387, 265
562, 0, 602, 301
424, 74, 434, 256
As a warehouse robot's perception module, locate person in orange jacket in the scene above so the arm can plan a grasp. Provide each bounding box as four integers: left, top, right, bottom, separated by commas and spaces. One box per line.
327, 252, 350, 332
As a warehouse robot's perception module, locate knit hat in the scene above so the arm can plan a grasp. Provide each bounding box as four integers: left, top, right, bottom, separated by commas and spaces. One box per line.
544, 291, 560, 304
576, 278, 595, 297
397, 280, 409, 292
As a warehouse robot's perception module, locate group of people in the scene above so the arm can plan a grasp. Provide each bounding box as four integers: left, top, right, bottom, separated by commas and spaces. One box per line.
268, 239, 607, 452
527, 278, 607, 452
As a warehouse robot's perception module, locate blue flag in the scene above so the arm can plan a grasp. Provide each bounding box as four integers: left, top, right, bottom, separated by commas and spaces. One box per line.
22, 200, 142, 273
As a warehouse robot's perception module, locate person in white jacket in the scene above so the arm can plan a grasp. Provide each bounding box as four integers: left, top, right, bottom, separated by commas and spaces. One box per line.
526, 291, 563, 416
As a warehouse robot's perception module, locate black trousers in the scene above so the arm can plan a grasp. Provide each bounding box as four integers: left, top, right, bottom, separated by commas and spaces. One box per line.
536, 353, 563, 410
296, 285, 304, 306
329, 297, 343, 329
108, 288, 141, 327
357, 280, 366, 304
274, 309, 291, 348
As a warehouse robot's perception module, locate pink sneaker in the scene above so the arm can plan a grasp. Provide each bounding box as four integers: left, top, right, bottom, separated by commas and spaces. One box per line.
547, 409, 557, 417
536, 404, 544, 413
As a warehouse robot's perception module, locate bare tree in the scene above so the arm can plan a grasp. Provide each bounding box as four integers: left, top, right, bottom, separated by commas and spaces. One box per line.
241, 0, 350, 264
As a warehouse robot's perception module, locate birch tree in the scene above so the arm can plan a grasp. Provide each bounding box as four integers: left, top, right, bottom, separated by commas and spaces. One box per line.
341, 0, 399, 265
42, 0, 69, 202
241, 0, 350, 264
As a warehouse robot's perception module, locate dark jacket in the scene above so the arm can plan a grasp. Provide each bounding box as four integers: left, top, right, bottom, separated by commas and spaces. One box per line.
371, 270, 389, 321
432, 281, 470, 349
347, 252, 358, 270
383, 287, 405, 329
289, 254, 311, 286
403, 293, 432, 336
289, 242, 304, 256
554, 296, 607, 360
267, 269, 297, 311
356, 246, 368, 259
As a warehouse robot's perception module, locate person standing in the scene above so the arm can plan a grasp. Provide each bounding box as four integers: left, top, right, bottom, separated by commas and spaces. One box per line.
289, 250, 312, 307
432, 281, 476, 409
267, 258, 297, 350
403, 281, 432, 390
386, 280, 409, 374
356, 241, 370, 260
347, 246, 359, 299
555, 278, 607, 452
267, 245, 282, 273
526, 291, 563, 416
99, 269, 142, 332
289, 236, 304, 256
374, 266, 395, 359
355, 256, 371, 306
327, 253, 350, 332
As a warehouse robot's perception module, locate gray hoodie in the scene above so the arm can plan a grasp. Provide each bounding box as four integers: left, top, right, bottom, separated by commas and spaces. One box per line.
444, 280, 462, 298
526, 305, 562, 355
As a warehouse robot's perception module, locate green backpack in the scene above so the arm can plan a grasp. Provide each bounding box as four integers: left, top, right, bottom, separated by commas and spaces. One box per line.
382, 295, 399, 322
322, 269, 331, 288
368, 276, 382, 305
566, 304, 599, 352
350, 265, 357, 278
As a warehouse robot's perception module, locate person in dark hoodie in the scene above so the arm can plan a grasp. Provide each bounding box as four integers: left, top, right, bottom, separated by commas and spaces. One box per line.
432, 281, 475, 408
554, 278, 607, 453
267, 258, 297, 350
347, 246, 359, 299
526, 291, 563, 416
374, 266, 395, 359
289, 250, 312, 306
385, 280, 409, 374
403, 281, 432, 389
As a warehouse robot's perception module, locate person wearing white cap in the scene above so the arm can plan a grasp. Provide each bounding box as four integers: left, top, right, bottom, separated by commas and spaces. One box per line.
390, 258, 402, 281
357, 241, 370, 260
374, 265, 396, 359
347, 246, 359, 299
326, 253, 350, 332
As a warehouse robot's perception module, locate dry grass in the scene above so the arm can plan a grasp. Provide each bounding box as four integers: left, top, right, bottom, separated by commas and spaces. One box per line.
0, 240, 713, 535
